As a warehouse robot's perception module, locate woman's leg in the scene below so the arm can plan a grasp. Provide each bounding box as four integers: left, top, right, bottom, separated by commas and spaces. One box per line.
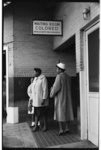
31, 113, 35, 126
64, 121, 69, 133
32, 115, 38, 131
42, 115, 47, 131
58, 122, 64, 135
39, 107, 47, 131
32, 107, 40, 131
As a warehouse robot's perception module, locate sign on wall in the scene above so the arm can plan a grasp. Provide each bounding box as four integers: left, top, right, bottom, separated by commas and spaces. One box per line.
33, 20, 62, 35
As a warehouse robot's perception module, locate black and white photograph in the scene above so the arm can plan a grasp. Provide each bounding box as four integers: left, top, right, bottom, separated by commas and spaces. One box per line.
2, 0, 100, 149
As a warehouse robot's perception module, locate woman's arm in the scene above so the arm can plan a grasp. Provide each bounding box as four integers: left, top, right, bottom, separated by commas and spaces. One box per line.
50, 75, 61, 98
42, 77, 48, 100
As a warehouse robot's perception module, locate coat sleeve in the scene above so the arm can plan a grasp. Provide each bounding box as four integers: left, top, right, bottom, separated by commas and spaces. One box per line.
42, 77, 48, 100
27, 84, 32, 98
50, 75, 61, 98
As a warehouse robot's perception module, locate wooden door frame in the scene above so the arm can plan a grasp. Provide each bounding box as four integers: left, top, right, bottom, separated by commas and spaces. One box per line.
3, 45, 9, 110
79, 19, 99, 142
85, 23, 99, 146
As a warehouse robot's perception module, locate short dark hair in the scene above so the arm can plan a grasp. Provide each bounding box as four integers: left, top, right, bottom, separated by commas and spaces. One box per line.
34, 68, 42, 75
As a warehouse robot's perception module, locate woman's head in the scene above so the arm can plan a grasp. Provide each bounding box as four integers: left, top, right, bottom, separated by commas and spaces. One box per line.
56, 62, 65, 74
33, 68, 42, 77
56, 67, 65, 74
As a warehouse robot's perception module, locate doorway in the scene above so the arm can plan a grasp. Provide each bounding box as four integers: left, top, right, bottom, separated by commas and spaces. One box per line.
3, 45, 9, 120
3, 49, 6, 119
85, 23, 99, 146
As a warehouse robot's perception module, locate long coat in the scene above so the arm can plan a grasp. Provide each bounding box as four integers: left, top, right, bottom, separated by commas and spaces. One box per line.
31, 74, 48, 107
50, 72, 74, 122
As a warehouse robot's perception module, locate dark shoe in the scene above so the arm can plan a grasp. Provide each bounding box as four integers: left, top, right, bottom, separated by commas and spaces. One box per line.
59, 130, 64, 136
30, 125, 35, 128
32, 126, 38, 132
64, 129, 70, 134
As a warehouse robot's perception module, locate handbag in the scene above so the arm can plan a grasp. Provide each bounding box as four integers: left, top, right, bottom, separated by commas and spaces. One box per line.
28, 99, 34, 114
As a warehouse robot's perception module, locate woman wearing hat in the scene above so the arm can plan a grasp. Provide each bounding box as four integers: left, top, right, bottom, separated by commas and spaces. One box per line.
50, 62, 74, 135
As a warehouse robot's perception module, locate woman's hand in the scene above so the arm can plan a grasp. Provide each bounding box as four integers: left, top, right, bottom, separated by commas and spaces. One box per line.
28, 99, 33, 112
41, 99, 46, 105
50, 87, 53, 98
29, 99, 33, 105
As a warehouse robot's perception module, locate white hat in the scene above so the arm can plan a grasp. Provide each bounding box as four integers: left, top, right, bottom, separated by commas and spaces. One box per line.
56, 62, 65, 70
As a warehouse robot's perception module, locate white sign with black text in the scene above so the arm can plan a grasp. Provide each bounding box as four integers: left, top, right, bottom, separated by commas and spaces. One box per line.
33, 20, 62, 35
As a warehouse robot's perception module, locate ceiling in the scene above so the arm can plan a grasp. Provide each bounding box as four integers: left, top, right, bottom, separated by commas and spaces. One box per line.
3, 0, 57, 10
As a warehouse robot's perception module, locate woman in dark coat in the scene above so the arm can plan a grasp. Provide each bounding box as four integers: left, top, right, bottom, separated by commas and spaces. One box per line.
50, 62, 74, 135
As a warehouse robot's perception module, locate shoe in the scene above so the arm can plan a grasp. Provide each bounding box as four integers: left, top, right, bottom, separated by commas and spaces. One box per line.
38, 121, 40, 126
32, 126, 38, 132
30, 122, 35, 127
59, 130, 64, 136
64, 129, 70, 134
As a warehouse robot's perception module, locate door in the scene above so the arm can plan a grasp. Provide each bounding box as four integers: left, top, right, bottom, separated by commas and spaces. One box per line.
85, 23, 99, 146
3, 50, 6, 118
3, 45, 9, 112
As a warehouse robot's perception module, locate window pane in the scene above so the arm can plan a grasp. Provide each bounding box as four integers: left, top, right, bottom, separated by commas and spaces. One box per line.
88, 28, 99, 92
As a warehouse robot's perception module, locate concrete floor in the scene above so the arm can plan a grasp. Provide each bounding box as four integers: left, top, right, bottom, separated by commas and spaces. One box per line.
3, 120, 98, 148
2, 100, 98, 148
49, 141, 98, 148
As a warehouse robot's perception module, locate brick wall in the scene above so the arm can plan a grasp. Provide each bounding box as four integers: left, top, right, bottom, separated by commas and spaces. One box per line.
53, 2, 99, 49
4, 2, 100, 77
14, 76, 79, 119
3, 2, 82, 107
13, 2, 76, 77
53, 2, 100, 72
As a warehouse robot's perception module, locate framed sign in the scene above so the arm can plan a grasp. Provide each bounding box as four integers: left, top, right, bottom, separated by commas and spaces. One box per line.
33, 20, 62, 35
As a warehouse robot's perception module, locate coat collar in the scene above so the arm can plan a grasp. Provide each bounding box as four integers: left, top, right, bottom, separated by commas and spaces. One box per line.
35, 74, 45, 80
